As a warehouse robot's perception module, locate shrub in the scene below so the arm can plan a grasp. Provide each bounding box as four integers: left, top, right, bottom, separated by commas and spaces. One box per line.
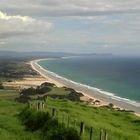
49, 127, 81, 140
20, 87, 37, 96
19, 107, 50, 131
19, 107, 80, 140
41, 82, 56, 88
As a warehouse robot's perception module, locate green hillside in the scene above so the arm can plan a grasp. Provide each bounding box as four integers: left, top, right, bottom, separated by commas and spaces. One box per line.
0, 100, 40, 140
42, 98, 140, 140
0, 89, 140, 140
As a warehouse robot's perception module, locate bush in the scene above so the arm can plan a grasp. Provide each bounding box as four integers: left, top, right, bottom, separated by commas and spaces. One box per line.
41, 82, 56, 88
19, 107, 80, 140
20, 84, 51, 96
19, 107, 50, 131
20, 87, 37, 96
48, 127, 81, 140
36, 86, 51, 94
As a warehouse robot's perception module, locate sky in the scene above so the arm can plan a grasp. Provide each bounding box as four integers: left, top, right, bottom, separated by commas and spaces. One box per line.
0, 0, 140, 55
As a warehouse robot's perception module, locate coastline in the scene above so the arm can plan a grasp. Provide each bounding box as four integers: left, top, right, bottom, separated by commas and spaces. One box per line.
30, 59, 64, 88
30, 59, 140, 114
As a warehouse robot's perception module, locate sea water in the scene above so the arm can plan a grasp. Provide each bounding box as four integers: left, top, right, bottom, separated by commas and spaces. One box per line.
38, 55, 140, 104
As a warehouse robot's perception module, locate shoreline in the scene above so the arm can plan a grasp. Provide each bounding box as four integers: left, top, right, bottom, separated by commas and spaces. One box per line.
31, 59, 64, 88
30, 59, 140, 114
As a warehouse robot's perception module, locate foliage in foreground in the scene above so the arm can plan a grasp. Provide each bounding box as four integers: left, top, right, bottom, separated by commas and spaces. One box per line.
45, 98, 140, 140
19, 107, 80, 140
0, 90, 140, 140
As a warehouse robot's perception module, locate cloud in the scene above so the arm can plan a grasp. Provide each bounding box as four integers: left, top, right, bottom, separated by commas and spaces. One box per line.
1, 0, 140, 17
0, 0, 140, 55
0, 11, 53, 39
0, 41, 6, 45
0, 11, 32, 21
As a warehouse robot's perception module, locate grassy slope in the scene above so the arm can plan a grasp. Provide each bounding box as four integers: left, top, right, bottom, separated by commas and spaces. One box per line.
45, 98, 140, 140
30, 87, 71, 100
47, 87, 71, 96
0, 90, 140, 140
0, 90, 19, 100
0, 90, 40, 140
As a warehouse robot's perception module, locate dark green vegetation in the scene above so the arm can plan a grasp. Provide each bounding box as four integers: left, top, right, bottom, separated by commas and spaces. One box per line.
0, 57, 37, 81
19, 82, 83, 102
19, 107, 80, 140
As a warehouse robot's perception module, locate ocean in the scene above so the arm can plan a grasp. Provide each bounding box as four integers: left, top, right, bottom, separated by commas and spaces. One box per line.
38, 55, 140, 106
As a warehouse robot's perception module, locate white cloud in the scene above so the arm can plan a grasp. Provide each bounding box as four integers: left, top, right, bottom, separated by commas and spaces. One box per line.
0, 11, 33, 22
0, 11, 53, 38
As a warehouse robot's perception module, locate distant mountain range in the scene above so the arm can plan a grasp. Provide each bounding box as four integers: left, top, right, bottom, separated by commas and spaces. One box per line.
0, 51, 112, 58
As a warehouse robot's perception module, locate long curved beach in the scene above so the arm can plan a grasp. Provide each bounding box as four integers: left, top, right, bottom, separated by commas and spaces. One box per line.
31, 59, 140, 114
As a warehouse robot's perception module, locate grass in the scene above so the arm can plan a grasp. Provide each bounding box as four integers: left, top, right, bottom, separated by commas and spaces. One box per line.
19, 107, 80, 140
0, 90, 41, 140
29, 87, 71, 100
0, 90, 19, 100
46, 87, 71, 96
43, 98, 140, 140
0, 99, 41, 140
0, 89, 140, 140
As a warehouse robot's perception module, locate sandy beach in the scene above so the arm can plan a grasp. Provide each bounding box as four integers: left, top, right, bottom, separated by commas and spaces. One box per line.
31, 59, 64, 88
4, 59, 63, 90
3, 77, 46, 89
29, 59, 140, 115
30, 60, 108, 106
